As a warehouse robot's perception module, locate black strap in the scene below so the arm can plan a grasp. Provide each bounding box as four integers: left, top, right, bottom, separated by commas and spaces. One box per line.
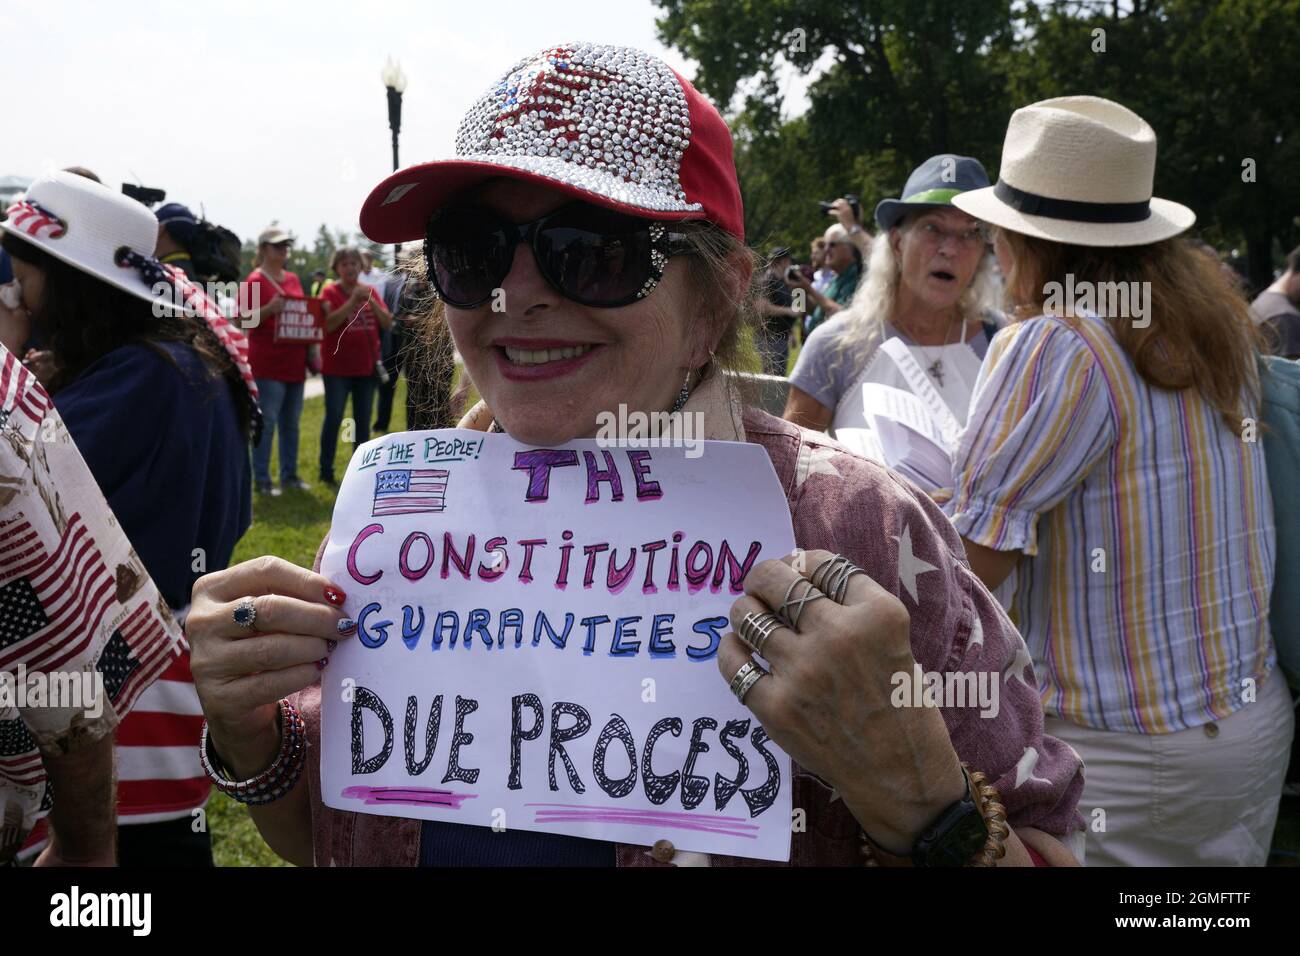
994, 179, 1151, 224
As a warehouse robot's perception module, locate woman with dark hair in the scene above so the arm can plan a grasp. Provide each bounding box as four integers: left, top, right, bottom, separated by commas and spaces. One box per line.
185, 43, 1083, 869
948, 97, 1292, 866
0, 170, 255, 866
316, 246, 392, 484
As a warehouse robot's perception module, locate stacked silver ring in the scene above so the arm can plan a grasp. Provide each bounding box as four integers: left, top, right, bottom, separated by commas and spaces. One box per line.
729, 660, 767, 703
777, 577, 824, 629
737, 611, 783, 656
810, 554, 866, 604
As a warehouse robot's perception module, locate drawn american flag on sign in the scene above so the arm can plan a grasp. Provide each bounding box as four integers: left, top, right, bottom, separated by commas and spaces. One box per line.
372, 468, 450, 517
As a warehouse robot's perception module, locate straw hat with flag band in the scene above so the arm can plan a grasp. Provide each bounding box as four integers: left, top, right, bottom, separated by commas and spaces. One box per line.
0, 170, 263, 438
951, 95, 1195, 248
360, 41, 744, 245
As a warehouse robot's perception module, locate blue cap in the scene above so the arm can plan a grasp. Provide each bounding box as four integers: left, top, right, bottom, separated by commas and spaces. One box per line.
156, 202, 199, 243
874, 154, 990, 231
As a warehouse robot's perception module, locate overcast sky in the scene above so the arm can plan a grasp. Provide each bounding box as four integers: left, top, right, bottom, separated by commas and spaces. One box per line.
3, 1, 818, 253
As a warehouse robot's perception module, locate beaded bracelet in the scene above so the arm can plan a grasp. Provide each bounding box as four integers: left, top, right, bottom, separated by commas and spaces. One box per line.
859, 763, 1010, 867
199, 698, 308, 806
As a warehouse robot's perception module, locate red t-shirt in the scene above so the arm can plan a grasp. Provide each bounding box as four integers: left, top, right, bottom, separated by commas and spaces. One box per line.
319, 281, 383, 378
245, 269, 308, 382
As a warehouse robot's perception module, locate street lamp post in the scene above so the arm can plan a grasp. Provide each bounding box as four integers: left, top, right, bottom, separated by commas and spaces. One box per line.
381, 57, 407, 268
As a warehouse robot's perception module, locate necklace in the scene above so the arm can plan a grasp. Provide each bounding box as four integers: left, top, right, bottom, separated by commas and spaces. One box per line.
914, 317, 962, 386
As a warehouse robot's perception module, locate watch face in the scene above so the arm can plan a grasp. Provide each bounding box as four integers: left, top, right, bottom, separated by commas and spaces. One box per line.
916, 801, 990, 867
945, 807, 991, 864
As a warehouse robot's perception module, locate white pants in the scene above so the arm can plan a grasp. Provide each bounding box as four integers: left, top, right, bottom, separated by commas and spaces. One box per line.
1044, 666, 1295, 866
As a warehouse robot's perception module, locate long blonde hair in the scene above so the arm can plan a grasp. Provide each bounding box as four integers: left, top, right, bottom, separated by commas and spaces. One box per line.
997, 229, 1264, 429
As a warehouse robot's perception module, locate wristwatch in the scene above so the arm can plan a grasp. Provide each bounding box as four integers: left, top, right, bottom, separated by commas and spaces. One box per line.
909, 765, 990, 866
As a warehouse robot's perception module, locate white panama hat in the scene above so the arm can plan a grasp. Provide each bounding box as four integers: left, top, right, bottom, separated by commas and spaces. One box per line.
1, 169, 182, 312
951, 95, 1195, 248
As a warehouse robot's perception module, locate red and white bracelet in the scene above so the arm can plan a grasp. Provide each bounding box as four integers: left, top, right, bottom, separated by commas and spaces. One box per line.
199, 698, 308, 806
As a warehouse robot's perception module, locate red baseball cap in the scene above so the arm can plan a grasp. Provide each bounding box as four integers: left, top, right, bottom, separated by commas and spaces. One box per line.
360, 42, 744, 243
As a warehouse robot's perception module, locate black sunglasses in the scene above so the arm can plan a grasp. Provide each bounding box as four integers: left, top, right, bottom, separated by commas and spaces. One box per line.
423, 202, 693, 309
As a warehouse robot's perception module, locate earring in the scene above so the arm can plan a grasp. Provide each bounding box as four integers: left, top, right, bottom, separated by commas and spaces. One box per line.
670, 369, 692, 413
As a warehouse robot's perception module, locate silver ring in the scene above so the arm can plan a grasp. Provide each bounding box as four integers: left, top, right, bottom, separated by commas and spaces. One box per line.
737, 611, 783, 656
232, 597, 257, 629
777, 577, 824, 630
812, 555, 866, 604
729, 660, 768, 704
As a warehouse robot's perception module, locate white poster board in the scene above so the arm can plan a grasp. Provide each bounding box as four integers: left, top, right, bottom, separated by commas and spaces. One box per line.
319, 430, 797, 862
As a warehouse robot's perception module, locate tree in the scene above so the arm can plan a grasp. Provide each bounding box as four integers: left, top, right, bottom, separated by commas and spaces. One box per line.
654, 0, 1300, 284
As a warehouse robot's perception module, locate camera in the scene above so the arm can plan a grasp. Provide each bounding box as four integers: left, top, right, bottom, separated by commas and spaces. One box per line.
819, 193, 861, 222
122, 183, 166, 208
784, 265, 801, 283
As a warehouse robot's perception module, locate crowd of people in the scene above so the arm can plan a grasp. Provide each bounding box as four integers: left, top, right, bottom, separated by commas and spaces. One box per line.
0, 40, 1297, 870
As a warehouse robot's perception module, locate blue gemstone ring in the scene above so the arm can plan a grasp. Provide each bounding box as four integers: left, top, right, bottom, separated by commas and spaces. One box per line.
232, 598, 257, 630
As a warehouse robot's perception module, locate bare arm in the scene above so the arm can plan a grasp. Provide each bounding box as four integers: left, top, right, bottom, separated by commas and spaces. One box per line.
961, 537, 1022, 591
36, 735, 117, 866
782, 385, 833, 432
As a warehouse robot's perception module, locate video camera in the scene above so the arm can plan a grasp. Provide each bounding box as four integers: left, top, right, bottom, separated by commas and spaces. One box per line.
818, 193, 861, 222
122, 183, 166, 208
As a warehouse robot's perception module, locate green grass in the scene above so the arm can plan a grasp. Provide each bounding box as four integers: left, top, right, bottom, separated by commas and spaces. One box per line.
209, 380, 412, 867
206, 375, 1300, 867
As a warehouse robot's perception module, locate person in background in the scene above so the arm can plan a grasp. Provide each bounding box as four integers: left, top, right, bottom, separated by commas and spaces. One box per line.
790, 222, 862, 334
785, 155, 999, 434
1251, 244, 1300, 359
317, 247, 392, 483
244, 225, 310, 496
810, 237, 832, 293
949, 96, 1291, 866
309, 268, 327, 297
154, 203, 201, 280
359, 249, 389, 302
754, 247, 800, 377
373, 249, 422, 432
1, 170, 255, 866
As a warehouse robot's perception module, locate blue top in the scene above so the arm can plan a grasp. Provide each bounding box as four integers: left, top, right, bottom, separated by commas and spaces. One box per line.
53, 341, 252, 608
419, 819, 614, 866
0, 248, 12, 285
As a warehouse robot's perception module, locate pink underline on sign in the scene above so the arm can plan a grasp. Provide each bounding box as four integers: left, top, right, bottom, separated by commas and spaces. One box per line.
341, 786, 477, 809
524, 802, 756, 826
531, 812, 758, 839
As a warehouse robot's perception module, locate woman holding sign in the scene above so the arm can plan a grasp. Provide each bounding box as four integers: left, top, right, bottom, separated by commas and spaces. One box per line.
186, 42, 1082, 868
245, 225, 310, 496
317, 247, 393, 485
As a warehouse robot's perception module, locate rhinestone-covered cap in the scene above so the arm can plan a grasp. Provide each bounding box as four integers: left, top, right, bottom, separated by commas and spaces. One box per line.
360, 41, 744, 243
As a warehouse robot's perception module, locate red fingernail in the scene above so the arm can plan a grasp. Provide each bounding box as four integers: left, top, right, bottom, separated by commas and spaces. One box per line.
324, 586, 346, 606
316, 657, 329, 670
326, 639, 338, 653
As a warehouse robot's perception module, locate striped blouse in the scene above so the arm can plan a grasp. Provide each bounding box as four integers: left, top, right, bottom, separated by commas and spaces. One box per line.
946, 312, 1275, 734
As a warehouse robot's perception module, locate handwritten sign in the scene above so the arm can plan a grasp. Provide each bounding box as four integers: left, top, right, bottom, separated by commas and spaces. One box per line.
319, 429, 797, 862
273, 295, 325, 343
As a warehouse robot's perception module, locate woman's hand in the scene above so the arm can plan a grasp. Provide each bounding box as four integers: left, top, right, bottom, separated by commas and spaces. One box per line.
0, 293, 31, 355
23, 349, 57, 387
719, 549, 965, 855
265, 294, 286, 316
187, 556, 356, 778
785, 270, 812, 293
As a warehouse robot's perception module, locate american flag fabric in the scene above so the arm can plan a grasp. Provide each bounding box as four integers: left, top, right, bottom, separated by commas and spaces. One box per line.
3, 199, 67, 240
0, 345, 184, 860
372, 468, 450, 516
